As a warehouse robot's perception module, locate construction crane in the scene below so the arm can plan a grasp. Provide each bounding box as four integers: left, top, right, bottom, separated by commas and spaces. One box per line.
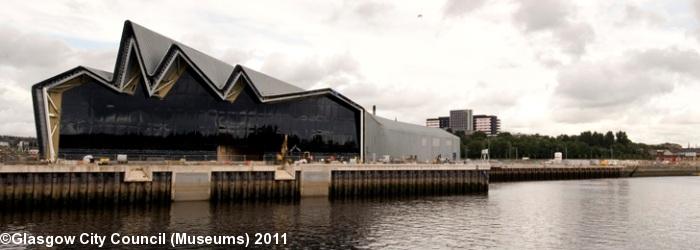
276, 134, 288, 166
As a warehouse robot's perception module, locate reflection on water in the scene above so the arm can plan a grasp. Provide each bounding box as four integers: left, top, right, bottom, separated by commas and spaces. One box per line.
1, 177, 699, 249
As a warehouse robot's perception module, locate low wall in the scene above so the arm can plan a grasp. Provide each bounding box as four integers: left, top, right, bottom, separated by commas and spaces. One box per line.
0, 164, 488, 205
0, 172, 171, 206
211, 171, 300, 202
490, 167, 622, 182
330, 169, 488, 199
623, 165, 700, 177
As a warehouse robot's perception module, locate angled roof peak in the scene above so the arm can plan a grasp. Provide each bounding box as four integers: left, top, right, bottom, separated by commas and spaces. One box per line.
239, 65, 305, 96
37, 20, 331, 101
123, 20, 235, 89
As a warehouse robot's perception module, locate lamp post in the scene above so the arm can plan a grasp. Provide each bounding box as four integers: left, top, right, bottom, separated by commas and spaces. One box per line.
610, 146, 614, 160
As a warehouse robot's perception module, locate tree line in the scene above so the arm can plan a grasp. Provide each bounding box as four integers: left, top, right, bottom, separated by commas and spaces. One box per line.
452, 130, 658, 160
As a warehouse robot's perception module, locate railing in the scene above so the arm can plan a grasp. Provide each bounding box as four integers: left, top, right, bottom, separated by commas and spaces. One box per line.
50, 152, 361, 165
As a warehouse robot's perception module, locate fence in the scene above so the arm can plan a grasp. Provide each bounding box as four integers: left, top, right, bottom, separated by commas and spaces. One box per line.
51, 152, 361, 165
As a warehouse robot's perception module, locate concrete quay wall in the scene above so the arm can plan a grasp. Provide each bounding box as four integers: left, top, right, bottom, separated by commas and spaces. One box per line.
489, 166, 623, 182
0, 164, 489, 205
622, 165, 700, 177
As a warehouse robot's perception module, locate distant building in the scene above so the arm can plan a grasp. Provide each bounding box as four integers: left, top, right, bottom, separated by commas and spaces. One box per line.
425, 116, 450, 129
438, 116, 450, 129
473, 115, 500, 135
449, 109, 473, 133
426, 118, 440, 128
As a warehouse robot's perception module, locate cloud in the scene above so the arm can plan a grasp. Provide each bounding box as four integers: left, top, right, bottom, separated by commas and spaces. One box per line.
552, 47, 700, 123
354, 1, 393, 20
513, 0, 571, 32
623, 4, 665, 26
0, 80, 34, 136
221, 48, 254, 66
0, 26, 72, 69
259, 52, 360, 89
442, 0, 488, 18
326, 1, 394, 25
627, 47, 700, 79
0, 25, 116, 136
513, 0, 595, 57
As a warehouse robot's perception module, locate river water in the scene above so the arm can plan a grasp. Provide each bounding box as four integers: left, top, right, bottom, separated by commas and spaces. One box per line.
1, 176, 699, 249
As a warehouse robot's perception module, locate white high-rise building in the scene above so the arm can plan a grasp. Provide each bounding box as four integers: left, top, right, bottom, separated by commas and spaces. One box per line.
473, 115, 500, 135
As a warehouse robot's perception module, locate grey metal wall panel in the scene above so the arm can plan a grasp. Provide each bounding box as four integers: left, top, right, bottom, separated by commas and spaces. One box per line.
364, 113, 460, 163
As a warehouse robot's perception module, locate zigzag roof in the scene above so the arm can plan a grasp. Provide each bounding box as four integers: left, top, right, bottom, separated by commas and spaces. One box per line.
33, 20, 359, 108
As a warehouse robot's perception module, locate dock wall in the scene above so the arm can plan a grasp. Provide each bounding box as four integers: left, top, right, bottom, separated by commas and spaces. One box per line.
211, 171, 300, 202
0, 172, 172, 206
4, 163, 691, 205
0, 164, 488, 205
622, 165, 700, 177
489, 167, 622, 182
330, 169, 488, 199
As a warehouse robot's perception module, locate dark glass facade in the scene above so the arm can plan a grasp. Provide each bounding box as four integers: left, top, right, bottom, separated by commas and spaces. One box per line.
58, 70, 361, 159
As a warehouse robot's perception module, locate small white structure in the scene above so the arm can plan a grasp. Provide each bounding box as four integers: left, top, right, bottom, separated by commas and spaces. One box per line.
554, 152, 563, 163
117, 154, 128, 164
82, 155, 94, 164
0, 141, 9, 147
380, 155, 391, 163
17, 141, 27, 151
481, 149, 489, 161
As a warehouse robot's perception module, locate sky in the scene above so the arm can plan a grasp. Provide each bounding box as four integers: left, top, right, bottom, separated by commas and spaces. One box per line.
1, 0, 699, 146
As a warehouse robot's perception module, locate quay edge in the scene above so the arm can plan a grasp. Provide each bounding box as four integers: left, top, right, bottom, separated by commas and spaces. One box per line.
0, 164, 489, 205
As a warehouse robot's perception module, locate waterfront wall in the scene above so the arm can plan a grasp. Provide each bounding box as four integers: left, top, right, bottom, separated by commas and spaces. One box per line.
330, 169, 488, 199
211, 171, 300, 202
0, 172, 171, 206
3, 163, 692, 205
0, 164, 488, 205
489, 167, 622, 182
623, 165, 700, 177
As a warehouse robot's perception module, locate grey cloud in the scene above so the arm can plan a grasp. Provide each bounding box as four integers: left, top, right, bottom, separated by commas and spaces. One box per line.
257, 51, 448, 125
0, 25, 116, 84
554, 22, 595, 57
690, 0, 700, 40
327, 1, 394, 25
552, 47, 700, 123
624, 5, 665, 25
260, 53, 360, 89
470, 82, 521, 109
556, 63, 671, 108
513, 0, 594, 57
442, 0, 487, 18
513, 0, 570, 32
221, 49, 254, 65
0, 82, 34, 136
628, 47, 700, 79
0, 26, 73, 68
0, 26, 116, 136
354, 1, 393, 20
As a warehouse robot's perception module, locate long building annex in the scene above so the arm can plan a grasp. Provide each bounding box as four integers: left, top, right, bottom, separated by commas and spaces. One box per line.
32, 20, 459, 163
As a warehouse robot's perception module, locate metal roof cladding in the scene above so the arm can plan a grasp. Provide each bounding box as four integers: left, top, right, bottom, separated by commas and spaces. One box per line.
127, 20, 305, 96
33, 20, 342, 103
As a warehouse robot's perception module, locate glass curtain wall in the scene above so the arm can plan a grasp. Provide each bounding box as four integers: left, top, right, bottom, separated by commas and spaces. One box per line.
57, 70, 361, 160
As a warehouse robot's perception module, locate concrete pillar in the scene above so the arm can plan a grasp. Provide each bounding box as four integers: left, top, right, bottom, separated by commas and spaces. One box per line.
300, 168, 331, 197
171, 171, 211, 201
